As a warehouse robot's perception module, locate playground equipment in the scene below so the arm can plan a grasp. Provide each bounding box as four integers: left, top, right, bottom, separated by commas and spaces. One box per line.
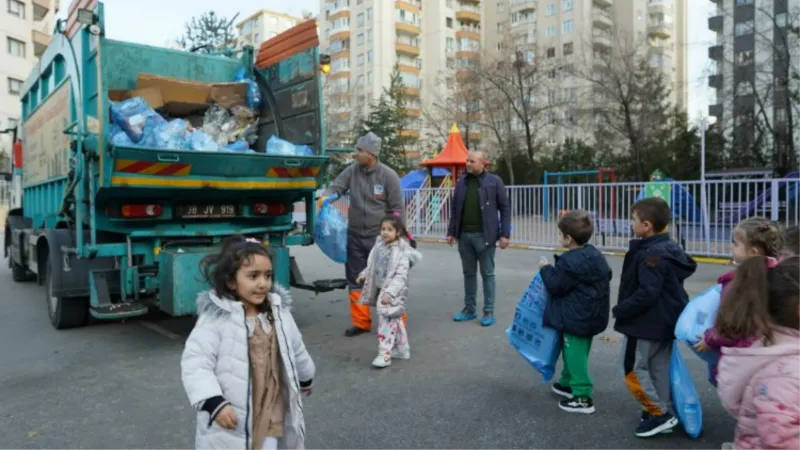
543, 168, 617, 222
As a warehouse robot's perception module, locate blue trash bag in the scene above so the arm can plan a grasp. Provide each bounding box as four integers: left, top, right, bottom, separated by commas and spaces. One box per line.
223, 140, 252, 152
109, 124, 133, 146
505, 273, 562, 383
234, 67, 262, 109
152, 119, 190, 149
266, 135, 315, 156
675, 284, 722, 365
670, 341, 704, 439
110, 96, 166, 143
315, 197, 347, 264
187, 130, 219, 152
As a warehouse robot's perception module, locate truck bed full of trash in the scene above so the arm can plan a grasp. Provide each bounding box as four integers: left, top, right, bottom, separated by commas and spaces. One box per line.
108, 71, 313, 156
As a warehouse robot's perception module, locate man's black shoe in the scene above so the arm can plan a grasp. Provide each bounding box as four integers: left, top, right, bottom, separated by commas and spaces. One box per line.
344, 326, 370, 337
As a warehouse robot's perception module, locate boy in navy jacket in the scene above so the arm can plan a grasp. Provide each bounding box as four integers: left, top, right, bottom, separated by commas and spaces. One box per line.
614, 198, 696, 438
538, 210, 612, 415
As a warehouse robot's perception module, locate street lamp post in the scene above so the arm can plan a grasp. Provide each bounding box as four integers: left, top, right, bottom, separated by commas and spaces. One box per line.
700, 118, 711, 256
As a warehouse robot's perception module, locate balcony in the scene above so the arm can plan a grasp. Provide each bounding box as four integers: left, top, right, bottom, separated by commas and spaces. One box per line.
708, 44, 723, 60
511, 0, 536, 13
593, 0, 612, 7
708, 74, 722, 89
456, 6, 481, 23
708, 15, 723, 32
455, 50, 480, 59
648, 0, 671, 15
456, 30, 480, 41
397, 62, 421, 75
396, 41, 421, 56
396, 0, 421, 13
330, 29, 351, 42
592, 30, 612, 49
32, 29, 50, 57
708, 103, 723, 118
404, 106, 421, 118
400, 129, 420, 138
32, 0, 53, 21
331, 49, 350, 60
593, 9, 613, 29
648, 20, 672, 38
396, 19, 422, 35
329, 6, 350, 21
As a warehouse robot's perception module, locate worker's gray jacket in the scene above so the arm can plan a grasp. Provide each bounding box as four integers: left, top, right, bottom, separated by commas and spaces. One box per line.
325, 162, 405, 237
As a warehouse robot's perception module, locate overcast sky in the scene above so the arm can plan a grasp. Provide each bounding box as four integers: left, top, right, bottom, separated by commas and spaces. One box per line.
77, 0, 715, 124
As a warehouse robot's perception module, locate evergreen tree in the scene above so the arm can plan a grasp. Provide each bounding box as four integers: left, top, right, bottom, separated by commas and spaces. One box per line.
177, 11, 237, 53
353, 68, 415, 173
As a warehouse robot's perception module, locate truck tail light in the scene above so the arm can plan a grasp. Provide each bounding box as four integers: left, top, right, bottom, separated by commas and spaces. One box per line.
120, 204, 163, 218
252, 203, 287, 216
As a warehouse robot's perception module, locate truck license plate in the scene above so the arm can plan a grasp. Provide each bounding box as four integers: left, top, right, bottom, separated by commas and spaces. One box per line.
176, 204, 238, 219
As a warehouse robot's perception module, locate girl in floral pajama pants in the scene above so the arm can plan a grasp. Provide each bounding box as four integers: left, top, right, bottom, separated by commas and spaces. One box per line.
357, 216, 422, 368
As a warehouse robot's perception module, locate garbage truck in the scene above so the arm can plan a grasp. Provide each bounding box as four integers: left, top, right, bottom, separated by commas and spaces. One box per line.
2, 1, 346, 329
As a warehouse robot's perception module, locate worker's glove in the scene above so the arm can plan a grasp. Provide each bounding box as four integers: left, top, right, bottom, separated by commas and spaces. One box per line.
317, 193, 339, 209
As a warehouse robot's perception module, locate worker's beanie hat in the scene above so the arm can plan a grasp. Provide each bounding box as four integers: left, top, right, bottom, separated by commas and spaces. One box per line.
356, 131, 382, 157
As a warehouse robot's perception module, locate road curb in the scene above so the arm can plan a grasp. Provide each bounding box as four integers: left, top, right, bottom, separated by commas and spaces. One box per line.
415, 237, 733, 266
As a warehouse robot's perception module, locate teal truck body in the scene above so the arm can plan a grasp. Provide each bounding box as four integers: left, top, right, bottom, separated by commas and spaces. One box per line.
2, 2, 343, 329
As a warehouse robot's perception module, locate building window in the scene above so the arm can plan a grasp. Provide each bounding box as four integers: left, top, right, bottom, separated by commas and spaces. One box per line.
562, 19, 573, 33
367, 29, 373, 42
546, 4, 556, 16
366, 7, 372, 21
357, 13, 364, 27
562, 0, 573, 12
547, 47, 555, 58
735, 50, 753, 65
563, 42, 573, 55
357, 33, 364, 45
734, 20, 754, 36
367, 50, 373, 63
546, 26, 556, 37
7, 0, 24, 18
447, 17, 453, 28
775, 108, 787, 123
8, 77, 23, 95
775, 13, 787, 28
7, 37, 25, 57
357, 53, 364, 66
367, 71, 373, 84
735, 0, 753, 5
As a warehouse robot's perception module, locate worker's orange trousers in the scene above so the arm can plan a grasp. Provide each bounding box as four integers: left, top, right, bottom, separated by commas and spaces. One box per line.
349, 290, 407, 331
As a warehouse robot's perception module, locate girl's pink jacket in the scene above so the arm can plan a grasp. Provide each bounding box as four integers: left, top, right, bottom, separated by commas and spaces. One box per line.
717, 327, 800, 449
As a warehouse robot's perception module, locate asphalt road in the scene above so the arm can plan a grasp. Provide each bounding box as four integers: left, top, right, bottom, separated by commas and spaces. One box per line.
0, 241, 736, 449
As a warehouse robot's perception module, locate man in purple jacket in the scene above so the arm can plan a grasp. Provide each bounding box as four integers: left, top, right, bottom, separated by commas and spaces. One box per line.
446, 151, 511, 326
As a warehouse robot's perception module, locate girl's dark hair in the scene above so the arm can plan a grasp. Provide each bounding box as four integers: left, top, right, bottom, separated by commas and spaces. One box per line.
782, 225, 799, 257
381, 215, 416, 247
714, 256, 800, 345
201, 235, 273, 305
735, 217, 783, 258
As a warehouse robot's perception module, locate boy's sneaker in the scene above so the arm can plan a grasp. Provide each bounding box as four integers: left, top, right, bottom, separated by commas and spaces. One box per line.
391, 349, 411, 360
559, 397, 595, 414
551, 383, 574, 399
453, 308, 477, 322
480, 314, 496, 327
634, 412, 679, 438
372, 354, 391, 368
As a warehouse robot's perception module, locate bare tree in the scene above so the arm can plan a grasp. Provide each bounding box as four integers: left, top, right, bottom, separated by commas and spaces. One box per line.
421, 67, 483, 151
571, 31, 679, 180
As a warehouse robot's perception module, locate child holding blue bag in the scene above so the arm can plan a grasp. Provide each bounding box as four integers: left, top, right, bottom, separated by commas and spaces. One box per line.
694, 218, 783, 385
537, 210, 611, 415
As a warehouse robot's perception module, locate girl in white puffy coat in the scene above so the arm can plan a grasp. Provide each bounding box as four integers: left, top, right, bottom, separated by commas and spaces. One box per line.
181, 236, 315, 450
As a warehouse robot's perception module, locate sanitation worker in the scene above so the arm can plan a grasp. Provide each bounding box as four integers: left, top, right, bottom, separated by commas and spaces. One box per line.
318, 131, 406, 337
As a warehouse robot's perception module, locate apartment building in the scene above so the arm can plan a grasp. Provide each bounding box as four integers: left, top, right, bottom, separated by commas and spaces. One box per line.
319, 0, 483, 158
485, 0, 687, 145
237, 9, 304, 49
707, 0, 800, 162
1, 0, 57, 163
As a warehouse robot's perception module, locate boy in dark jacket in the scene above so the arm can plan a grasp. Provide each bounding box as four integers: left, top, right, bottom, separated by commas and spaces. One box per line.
538, 210, 612, 415
614, 198, 697, 438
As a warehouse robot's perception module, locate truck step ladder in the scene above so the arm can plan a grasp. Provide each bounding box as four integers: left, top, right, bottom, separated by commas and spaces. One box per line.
89, 269, 149, 320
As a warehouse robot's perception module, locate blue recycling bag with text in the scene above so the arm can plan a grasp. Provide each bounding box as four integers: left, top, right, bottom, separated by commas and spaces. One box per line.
506, 273, 562, 383
670, 341, 703, 439
675, 284, 722, 366
315, 199, 347, 264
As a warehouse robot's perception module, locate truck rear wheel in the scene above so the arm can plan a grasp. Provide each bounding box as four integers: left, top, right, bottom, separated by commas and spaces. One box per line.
11, 261, 34, 282
45, 260, 89, 329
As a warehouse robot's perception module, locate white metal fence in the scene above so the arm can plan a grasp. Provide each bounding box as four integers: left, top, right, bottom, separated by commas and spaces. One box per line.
320, 178, 800, 258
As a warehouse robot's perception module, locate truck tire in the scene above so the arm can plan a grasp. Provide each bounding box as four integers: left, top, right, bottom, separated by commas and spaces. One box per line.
11, 261, 34, 282
45, 260, 89, 329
